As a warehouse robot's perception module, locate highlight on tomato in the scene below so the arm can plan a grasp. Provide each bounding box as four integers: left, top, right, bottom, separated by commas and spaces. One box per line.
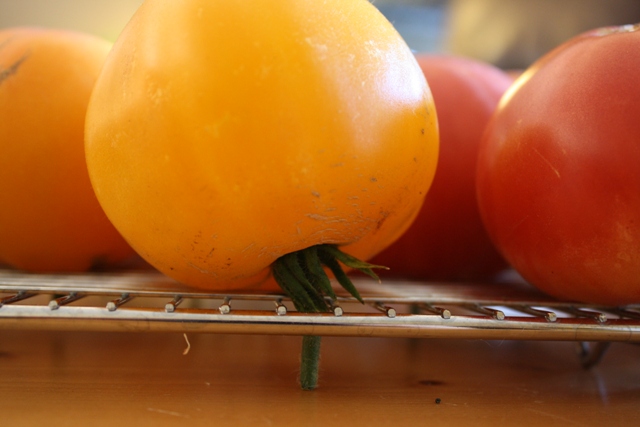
370, 54, 512, 282
84, 0, 439, 388
0, 27, 136, 273
477, 24, 640, 306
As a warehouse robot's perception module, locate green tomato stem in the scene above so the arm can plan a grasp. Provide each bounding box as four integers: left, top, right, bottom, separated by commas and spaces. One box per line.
271, 244, 387, 390
300, 335, 322, 390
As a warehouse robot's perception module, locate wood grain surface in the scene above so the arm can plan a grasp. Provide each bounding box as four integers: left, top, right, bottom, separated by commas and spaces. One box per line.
1, 330, 639, 426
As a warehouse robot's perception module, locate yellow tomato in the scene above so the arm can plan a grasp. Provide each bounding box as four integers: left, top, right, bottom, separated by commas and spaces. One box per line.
0, 27, 136, 272
85, 0, 439, 292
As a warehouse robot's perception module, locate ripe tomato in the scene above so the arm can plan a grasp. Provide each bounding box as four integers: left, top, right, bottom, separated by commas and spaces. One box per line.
477, 24, 640, 305
0, 27, 136, 272
85, 0, 439, 293
370, 54, 512, 281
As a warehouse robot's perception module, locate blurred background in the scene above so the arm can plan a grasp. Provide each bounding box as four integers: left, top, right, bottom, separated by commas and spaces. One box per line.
2, 0, 640, 69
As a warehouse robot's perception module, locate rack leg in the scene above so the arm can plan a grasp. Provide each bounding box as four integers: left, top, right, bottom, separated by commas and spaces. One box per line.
577, 342, 611, 369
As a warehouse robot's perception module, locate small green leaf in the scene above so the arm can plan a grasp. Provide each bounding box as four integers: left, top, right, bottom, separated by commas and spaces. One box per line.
318, 250, 364, 303
322, 244, 389, 274
302, 246, 337, 300
272, 256, 320, 312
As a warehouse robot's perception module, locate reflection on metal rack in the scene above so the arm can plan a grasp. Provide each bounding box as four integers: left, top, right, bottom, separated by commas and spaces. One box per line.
1, 268, 640, 366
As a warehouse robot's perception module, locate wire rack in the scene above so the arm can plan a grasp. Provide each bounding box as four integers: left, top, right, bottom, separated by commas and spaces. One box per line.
2, 268, 640, 347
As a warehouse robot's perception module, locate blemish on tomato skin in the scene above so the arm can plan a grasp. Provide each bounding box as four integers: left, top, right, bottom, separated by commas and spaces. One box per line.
306, 213, 349, 224
88, 255, 110, 271
376, 210, 391, 231
0, 35, 20, 52
532, 147, 561, 178
0, 52, 30, 86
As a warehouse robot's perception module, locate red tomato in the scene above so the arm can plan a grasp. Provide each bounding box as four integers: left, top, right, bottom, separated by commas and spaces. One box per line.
371, 54, 512, 281
477, 24, 640, 305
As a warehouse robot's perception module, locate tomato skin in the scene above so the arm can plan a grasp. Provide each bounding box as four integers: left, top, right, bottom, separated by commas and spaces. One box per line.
85, 0, 439, 291
477, 25, 640, 305
371, 55, 511, 281
0, 27, 136, 272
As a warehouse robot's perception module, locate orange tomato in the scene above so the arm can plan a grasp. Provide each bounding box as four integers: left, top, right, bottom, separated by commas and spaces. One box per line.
0, 27, 136, 272
85, 0, 439, 292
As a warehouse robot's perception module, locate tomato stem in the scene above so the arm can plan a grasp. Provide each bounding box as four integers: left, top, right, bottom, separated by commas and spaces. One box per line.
300, 336, 322, 390
272, 244, 387, 390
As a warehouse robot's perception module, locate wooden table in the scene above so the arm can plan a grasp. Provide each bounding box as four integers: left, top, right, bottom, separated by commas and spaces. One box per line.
1, 329, 639, 426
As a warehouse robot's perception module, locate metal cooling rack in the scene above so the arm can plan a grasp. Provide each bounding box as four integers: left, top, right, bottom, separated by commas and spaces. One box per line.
2, 268, 640, 349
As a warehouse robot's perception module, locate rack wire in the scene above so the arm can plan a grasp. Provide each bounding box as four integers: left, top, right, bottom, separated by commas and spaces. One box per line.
2, 268, 639, 347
